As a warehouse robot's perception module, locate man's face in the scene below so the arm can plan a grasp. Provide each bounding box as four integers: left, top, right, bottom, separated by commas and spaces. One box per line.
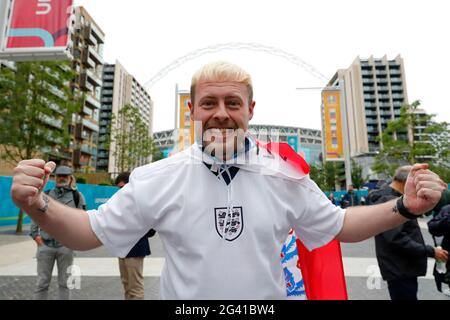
188, 81, 255, 160
116, 181, 126, 189
55, 175, 70, 187
348, 185, 354, 192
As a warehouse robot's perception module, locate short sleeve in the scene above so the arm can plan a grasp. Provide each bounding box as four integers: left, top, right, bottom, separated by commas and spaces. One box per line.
87, 172, 148, 258
289, 177, 346, 251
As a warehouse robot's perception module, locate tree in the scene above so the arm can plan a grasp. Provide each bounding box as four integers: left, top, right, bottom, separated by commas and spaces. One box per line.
151, 142, 164, 163
372, 100, 450, 179
351, 159, 365, 189
109, 104, 153, 173
0, 61, 81, 233
309, 163, 330, 191
309, 161, 343, 191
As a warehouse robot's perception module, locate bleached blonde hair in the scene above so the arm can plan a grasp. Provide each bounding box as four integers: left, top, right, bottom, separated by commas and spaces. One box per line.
190, 61, 254, 105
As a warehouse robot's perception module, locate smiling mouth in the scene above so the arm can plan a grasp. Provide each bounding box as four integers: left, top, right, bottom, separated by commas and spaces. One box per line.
204, 128, 236, 142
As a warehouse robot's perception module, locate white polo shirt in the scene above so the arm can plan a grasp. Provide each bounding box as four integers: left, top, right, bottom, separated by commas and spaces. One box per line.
87, 142, 346, 300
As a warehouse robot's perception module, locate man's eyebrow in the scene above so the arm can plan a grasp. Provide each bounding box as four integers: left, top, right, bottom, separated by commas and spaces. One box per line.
225, 95, 243, 100
199, 95, 217, 101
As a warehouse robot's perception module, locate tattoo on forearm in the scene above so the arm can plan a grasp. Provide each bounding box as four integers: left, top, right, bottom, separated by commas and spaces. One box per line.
392, 203, 399, 214
37, 194, 49, 214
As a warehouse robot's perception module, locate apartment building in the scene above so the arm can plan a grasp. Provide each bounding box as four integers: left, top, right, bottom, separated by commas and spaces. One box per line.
97, 61, 153, 174
70, 7, 105, 173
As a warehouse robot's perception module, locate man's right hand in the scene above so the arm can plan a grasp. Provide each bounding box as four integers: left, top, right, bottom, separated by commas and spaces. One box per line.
434, 247, 449, 262
11, 160, 56, 210
35, 235, 44, 246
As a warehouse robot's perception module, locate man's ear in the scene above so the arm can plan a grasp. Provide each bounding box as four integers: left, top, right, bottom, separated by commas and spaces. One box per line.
248, 101, 256, 121
188, 101, 194, 121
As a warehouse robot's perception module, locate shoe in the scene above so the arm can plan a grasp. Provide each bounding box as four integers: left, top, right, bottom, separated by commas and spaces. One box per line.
442, 288, 450, 297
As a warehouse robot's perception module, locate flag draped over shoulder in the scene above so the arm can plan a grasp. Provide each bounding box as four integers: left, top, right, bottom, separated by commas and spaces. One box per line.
263, 141, 348, 300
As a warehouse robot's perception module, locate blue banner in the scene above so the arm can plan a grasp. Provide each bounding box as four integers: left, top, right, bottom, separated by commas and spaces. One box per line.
0, 176, 118, 227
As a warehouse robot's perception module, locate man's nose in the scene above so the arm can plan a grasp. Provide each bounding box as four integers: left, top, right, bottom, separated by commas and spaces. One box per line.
212, 101, 230, 122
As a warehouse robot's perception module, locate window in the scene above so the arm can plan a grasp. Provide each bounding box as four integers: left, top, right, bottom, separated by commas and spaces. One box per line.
328, 95, 337, 104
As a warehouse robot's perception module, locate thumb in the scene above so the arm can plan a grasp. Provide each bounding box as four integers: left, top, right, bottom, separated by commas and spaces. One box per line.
44, 161, 56, 174
40, 162, 56, 192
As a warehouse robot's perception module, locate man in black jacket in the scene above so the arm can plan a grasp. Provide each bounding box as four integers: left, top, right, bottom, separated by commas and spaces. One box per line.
428, 204, 450, 296
115, 172, 156, 300
367, 166, 448, 300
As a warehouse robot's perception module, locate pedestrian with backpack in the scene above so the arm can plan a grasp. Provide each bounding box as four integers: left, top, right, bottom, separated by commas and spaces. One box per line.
29, 166, 86, 300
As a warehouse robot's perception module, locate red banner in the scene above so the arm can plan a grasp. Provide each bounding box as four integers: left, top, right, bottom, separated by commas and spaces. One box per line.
6, 0, 73, 49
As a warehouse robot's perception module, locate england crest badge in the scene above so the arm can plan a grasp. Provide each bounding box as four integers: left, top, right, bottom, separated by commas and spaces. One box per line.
215, 207, 244, 241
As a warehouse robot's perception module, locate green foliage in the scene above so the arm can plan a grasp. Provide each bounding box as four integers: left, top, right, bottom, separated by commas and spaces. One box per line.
75, 176, 87, 184
0, 61, 81, 233
0, 61, 81, 164
351, 159, 365, 189
109, 104, 153, 172
309, 163, 330, 191
310, 161, 345, 191
152, 142, 164, 163
372, 100, 450, 179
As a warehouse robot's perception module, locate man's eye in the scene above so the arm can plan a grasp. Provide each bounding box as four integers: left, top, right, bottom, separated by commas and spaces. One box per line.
201, 101, 215, 108
227, 100, 241, 107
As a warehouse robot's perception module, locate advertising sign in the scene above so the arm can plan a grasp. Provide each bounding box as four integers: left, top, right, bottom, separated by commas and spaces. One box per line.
0, 0, 74, 61
322, 90, 344, 161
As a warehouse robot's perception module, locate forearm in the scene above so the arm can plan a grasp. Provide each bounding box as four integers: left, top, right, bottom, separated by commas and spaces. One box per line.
24, 196, 101, 251
336, 199, 408, 243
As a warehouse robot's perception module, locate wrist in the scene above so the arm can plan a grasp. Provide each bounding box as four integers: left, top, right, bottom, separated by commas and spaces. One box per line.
394, 196, 418, 220
36, 194, 49, 214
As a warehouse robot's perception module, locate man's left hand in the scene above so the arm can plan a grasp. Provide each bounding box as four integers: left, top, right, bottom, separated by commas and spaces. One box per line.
403, 163, 447, 215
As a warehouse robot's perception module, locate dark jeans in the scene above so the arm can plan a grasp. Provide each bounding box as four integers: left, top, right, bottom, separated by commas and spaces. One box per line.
387, 278, 418, 300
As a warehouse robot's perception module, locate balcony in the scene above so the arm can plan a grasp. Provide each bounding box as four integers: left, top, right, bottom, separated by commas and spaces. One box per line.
101, 97, 113, 104
391, 86, 403, 92
82, 118, 99, 132
85, 69, 102, 87
75, 123, 89, 140
39, 114, 63, 130
89, 45, 104, 65
81, 144, 96, 156
85, 94, 101, 109
79, 73, 94, 92
97, 159, 109, 167
82, 106, 93, 117
80, 49, 95, 69
90, 23, 105, 44
82, 25, 97, 46
48, 85, 66, 100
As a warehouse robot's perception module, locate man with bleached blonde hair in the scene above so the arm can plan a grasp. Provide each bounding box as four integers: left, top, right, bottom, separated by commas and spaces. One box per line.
12, 61, 447, 300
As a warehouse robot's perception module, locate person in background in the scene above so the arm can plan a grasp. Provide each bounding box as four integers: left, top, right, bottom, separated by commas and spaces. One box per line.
29, 166, 86, 300
115, 172, 156, 300
342, 184, 360, 208
366, 166, 448, 300
328, 192, 337, 205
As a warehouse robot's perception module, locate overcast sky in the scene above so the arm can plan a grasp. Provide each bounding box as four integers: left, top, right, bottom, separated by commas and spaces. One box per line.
76, 0, 450, 133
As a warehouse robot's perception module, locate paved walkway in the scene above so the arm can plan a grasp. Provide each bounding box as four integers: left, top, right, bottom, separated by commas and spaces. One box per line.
0, 219, 449, 300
